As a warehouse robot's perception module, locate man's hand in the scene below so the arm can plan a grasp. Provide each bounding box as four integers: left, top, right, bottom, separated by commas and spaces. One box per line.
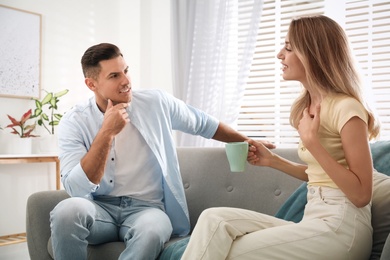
256, 139, 276, 149
101, 99, 130, 137
81, 100, 130, 185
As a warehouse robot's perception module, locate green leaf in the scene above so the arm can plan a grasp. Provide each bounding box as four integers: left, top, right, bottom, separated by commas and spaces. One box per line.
41, 93, 53, 105
42, 113, 49, 121
34, 108, 42, 117
49, 121, 59, 126
50, 98, 56, 108
54, 89, 69, 98
54, 114, 62, 120
35, 100, 42, 109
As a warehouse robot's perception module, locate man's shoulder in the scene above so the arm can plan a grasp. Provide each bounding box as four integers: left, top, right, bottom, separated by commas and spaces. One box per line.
133, 88, 167, 97
133, 88, 173, 103
63, 97, 95, 119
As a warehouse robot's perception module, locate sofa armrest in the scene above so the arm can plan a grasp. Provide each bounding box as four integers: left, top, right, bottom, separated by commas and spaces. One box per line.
26, 190, 70, 260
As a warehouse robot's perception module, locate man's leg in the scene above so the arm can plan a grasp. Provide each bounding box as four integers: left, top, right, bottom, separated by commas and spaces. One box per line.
50, 197, 118, 260
118, 198, 173, 260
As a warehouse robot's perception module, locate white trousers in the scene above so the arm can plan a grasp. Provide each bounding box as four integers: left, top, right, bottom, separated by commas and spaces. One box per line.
181, 185, 372, 260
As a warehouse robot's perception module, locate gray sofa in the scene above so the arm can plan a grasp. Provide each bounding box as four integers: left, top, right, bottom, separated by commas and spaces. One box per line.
26, 147, 390, 259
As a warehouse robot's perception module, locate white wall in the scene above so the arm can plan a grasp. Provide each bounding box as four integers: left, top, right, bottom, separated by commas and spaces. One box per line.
0, 0, 171, 258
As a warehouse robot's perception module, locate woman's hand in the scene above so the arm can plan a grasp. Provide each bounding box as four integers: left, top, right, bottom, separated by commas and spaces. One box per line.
298, 104, 321, 148
247, 140, 274, 167
246, 139, 308, 181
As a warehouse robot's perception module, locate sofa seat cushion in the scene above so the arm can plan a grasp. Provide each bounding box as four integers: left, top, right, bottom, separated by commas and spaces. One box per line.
47, 238, 124, 260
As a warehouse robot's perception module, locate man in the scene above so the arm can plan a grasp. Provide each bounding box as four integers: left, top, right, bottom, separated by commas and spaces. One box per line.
50, 43, 274, 259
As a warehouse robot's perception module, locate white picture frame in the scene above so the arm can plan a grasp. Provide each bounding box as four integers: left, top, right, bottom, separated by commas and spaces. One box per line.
0, 5, 41, 99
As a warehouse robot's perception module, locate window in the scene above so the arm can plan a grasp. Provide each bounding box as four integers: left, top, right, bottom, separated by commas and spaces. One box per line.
237, 0, 390, 148
345, 0, 390, 140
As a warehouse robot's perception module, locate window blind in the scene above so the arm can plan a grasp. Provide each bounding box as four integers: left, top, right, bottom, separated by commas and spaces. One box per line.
237, 0, 390, 148
345, 0, 390, 141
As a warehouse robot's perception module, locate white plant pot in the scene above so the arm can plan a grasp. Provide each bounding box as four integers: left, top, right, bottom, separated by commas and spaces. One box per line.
31, 135, 59, 155
0, 132, 6, 154
2, 135, 32, 155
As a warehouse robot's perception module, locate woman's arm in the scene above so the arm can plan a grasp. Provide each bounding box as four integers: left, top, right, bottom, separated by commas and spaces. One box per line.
247, 140, 308, 181
299, 106, 373, 208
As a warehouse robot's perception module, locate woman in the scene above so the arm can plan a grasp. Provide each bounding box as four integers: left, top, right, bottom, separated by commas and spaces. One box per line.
181, 15, 380, 260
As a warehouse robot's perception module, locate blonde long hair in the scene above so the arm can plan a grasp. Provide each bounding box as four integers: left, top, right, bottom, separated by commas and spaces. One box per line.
288, 15, 380, 140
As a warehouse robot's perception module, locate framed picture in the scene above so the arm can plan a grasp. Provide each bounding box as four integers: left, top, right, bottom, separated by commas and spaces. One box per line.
0, 5, 41, 99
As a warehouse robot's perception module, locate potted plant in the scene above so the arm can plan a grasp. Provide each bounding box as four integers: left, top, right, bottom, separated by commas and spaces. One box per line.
31, 89, 69, 135
30, 89, 69, 154
3, 109, 38, 154
5, 109, 38, 138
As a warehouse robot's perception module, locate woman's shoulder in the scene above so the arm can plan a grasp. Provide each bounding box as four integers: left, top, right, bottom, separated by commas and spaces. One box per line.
322, 93, 368, 127
323, 94, 362, 110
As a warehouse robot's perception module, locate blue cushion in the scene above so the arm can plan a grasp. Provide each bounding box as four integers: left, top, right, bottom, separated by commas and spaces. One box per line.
158, 237, 190, 260
370, 140, 390, 175
274, 182, 306, 223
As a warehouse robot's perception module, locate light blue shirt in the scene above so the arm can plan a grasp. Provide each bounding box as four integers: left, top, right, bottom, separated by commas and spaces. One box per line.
57, 89, 219, 236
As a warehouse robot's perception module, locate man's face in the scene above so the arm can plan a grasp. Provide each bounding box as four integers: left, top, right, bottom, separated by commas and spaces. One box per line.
86, 56, 132, 112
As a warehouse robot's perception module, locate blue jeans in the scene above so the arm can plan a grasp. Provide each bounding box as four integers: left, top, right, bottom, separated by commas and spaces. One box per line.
50, 196, 173, 260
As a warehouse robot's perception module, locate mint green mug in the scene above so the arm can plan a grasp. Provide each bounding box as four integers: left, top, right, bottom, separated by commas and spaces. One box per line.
225, 142, 249, 172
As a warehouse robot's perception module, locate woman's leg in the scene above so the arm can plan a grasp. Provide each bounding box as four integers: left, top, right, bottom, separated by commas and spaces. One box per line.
226, 193, 372, 260
182, 186, 372, 260
226, 217, 345, 260
181, 207, 291, 260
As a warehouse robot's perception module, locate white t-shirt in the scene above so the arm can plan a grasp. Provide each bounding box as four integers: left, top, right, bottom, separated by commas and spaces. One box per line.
109, 122, 163, 203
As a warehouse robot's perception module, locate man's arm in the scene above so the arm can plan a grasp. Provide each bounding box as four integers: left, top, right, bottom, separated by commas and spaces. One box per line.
212, 122, 276, 149
81, 100, 129, 184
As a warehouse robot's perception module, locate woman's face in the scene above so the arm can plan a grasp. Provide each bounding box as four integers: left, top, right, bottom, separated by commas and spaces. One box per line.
276, 35, 306, 84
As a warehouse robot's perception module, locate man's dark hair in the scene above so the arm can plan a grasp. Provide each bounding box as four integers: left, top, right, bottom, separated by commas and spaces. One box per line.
81, 43, 123, 79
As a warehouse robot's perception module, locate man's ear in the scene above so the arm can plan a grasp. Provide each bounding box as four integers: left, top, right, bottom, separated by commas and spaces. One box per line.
85, 78, 96, 91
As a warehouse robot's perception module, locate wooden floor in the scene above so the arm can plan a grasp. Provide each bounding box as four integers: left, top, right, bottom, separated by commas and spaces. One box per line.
0, 233, 27, 247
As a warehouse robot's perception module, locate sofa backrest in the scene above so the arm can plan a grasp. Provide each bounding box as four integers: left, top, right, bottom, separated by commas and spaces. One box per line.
176, 147, 304, 230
